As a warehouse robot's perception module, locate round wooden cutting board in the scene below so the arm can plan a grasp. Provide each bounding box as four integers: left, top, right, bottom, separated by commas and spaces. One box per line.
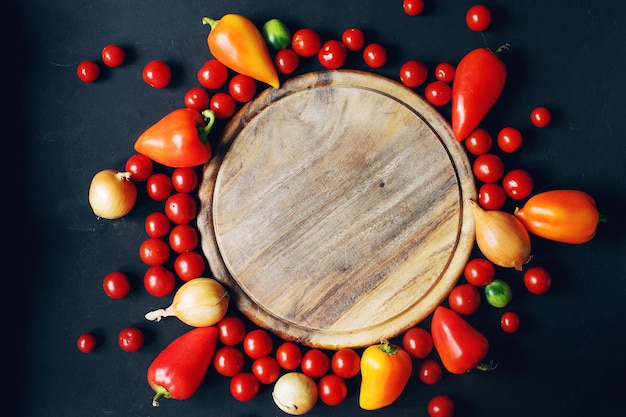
198, 70, 476, 349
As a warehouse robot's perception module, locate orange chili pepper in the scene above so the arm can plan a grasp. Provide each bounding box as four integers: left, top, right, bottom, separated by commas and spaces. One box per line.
359, 341, 412, 410
514, 189, 602, 244
202, 14, 280, 89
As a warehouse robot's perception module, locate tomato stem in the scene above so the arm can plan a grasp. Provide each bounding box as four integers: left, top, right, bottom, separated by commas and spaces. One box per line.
599, 213, 609, 223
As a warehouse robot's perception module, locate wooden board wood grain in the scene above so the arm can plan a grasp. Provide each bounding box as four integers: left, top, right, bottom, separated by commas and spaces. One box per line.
198, 70, 476, 349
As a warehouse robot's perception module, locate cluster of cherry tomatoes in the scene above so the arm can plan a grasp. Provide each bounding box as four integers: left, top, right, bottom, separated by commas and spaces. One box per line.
211, 315, 363, 406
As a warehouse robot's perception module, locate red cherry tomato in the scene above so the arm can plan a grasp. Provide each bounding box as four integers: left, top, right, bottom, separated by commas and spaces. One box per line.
402, 327, 433, 359
143, 265, 176, 297
341, 27, 365, 51
318, 39, 348, 70
171, 167, 199, 193
497, 126, 523, 153
210, 92, 237, 119
214, 346, 245, 377
501, 311, 521, 333
217, 315, 247, 346
291, 28, 321, 57
502, 168, 534, 200
434, 62, 455, 83
173, 251, 206, 281
466, 4, 492, 32
463, 258, 495, 286
77, 333, 97, 353
417, 359, 442, 385
101, 44, 125, 67
164, 193, 197, 225
252, 356, 281, 384
363, 43, 388, 68
428, 394, 456, 417
425, 81, 452, 106
168, 224, 198, 253
472, 153, 504, 183
301, 348, 331, 379
197, 59, 229, 89
102, 271, 131, 299
144, 211, 170, 238
125, 153, 153, 182
77, 60, 100, 83
331, 348, 361, 378
448, 283, 481, 315
318, 374, 348, 406
478, 182, 507, 210
403, 0, 425, 16
275, 49, 300, 75
146, 173, 173, 201
464, 128, 492, 154
139, 237, 170, 266
399, 60, 428, 88
530, 106, 552, 127
523, 266, 552, 294
228, 74, 257, 103
276, 341, 302, 370
230, 372, 260, 402
243, 329, 274, 359
117, 327, 144, 352
142, 59, 171, 88
184, 87, 210, 111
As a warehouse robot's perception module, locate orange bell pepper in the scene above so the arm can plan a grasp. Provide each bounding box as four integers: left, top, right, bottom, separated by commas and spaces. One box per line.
514, 189, 602, 244
202, 14, 280, 89
359, 341, 412, 410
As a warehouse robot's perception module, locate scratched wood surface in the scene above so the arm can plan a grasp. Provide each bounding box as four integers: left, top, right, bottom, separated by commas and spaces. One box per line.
198, 70, 476, 349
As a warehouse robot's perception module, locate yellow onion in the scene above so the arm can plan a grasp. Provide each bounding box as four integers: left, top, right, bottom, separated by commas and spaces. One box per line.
88, 169, 137, 219
468, 199, 531, 270
145, 277, 229, 327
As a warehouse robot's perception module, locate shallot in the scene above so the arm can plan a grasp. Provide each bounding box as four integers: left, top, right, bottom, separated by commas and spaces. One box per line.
145, 277, 229, 327
468, 199, 531, 270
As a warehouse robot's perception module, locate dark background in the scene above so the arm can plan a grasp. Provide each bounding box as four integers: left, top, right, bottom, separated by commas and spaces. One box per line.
15, 0, 626, 416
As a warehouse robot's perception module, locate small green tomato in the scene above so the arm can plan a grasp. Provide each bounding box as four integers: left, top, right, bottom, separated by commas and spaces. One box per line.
262, 18, 291, 50
484, 279, 512, 308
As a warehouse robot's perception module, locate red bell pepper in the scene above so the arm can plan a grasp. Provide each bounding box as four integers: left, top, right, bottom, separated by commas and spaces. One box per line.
134, 108, 215, 168
147, 326, 218, 407
430, 306, 489, 374
451, 45, 508, 141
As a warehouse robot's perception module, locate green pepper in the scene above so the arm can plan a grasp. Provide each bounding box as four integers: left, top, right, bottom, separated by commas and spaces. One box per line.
262, 18, 291, 50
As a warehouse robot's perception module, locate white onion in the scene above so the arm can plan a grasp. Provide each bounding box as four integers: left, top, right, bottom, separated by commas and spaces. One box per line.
145, 277, 229, 327
272, 372, 318, 415
88, 169, 137, 219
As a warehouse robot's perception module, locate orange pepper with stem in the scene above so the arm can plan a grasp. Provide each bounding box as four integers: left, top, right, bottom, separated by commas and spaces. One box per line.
202, 14, 280, 89
514, 189, 603, 244
359, 340, 412, 410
